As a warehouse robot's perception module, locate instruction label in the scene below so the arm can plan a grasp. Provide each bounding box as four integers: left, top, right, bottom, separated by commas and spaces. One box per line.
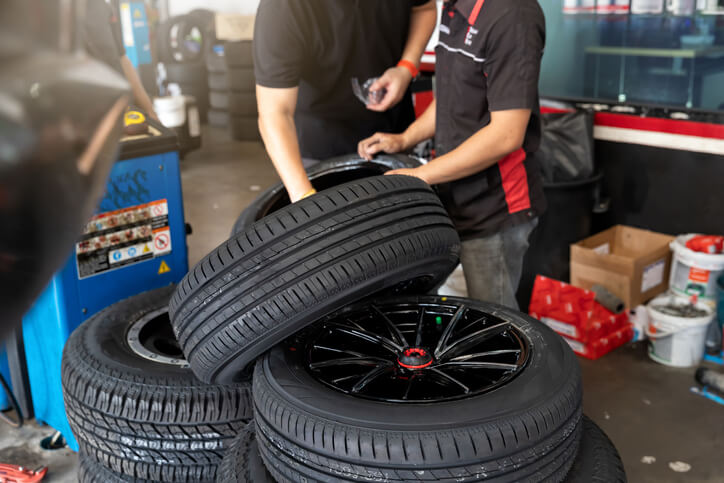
641, 259, 665, 293
76, 199, 172, 279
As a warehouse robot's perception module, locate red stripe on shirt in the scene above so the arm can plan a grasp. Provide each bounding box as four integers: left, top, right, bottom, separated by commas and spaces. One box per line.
498, 148, 531, 214
468, 0, 486, 25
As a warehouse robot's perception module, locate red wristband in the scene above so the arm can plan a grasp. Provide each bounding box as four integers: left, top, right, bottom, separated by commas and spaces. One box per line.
397, 59, 419, 78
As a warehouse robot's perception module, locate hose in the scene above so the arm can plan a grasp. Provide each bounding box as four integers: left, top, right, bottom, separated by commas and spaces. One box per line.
0, 373, 23, 428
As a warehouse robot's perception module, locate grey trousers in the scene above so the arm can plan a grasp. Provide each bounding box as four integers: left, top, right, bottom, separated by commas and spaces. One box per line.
460, 218, 538, 310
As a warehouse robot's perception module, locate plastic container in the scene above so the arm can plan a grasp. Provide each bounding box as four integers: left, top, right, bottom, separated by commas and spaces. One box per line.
718, 274, 724, 330
646, 295, 715, 367
669, 234, 724, 305
154, 95, 186, 128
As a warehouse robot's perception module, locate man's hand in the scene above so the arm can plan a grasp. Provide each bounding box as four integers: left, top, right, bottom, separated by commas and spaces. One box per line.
357, 132, 409, 160
366, 66, 413, 112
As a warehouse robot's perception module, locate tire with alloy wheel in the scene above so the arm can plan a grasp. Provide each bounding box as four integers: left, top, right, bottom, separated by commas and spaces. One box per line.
169, 175, 460, 384
231, 154, 422, 234
62, 287, 252, 482
564, 416, 626, 483
219, 417, 619, 483
253, 296, 582, 482
216, 422, 274, 483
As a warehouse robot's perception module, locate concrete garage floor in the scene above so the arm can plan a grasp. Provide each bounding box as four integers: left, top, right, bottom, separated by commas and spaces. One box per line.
0, 125, 721, 482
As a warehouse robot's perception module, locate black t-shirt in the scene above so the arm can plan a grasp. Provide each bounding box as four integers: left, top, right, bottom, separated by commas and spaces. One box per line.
253, 0, 428, 160
84, 0, 126, 74
435, 0, 547, 239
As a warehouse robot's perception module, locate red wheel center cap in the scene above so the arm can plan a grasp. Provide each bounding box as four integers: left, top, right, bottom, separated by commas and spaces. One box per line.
398, 347, 433, 369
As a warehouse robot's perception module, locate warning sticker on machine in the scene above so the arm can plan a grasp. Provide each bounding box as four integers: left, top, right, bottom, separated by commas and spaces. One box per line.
76, 199, 172, 278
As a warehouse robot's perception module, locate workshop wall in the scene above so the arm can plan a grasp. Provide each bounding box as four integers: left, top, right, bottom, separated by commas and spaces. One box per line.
168, 0, 259, 16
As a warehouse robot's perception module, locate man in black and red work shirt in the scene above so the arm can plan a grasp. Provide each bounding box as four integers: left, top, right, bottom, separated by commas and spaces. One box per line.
358, 0, 546, 309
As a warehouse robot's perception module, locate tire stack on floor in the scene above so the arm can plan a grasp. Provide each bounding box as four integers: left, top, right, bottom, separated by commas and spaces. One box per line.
224, 41, 261, 141
207, 40, 230, 128
168, 157, 627, 482
159, 11, 214, 123
63, 157, 627, 482
62, 286, 252, 482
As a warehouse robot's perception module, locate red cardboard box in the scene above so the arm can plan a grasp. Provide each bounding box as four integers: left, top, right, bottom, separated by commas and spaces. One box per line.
529, 276, 628, 343
562, 324, 634, 360
529, 276, 632, 359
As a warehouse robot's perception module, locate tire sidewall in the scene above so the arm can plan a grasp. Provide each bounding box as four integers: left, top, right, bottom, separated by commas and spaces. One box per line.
256, 296, 579, 431
232, 155, 423, 234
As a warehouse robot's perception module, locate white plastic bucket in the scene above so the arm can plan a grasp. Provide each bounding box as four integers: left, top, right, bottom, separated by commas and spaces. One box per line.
154, 96, 186, 128
646, 295, 715, 367
669, 235, 724, 305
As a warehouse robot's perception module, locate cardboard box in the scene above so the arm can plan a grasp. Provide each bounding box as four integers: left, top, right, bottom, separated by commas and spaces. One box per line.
215, 14, 254, 41
570, 225, 674, 308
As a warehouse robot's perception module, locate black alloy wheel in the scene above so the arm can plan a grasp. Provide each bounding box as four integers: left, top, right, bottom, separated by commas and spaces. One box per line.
303, 298, 530, 403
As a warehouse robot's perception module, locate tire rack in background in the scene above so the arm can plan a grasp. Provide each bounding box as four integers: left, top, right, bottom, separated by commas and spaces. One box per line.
206, 41, 229, 128
158, 12, 214, 123
224, 41, 261, 141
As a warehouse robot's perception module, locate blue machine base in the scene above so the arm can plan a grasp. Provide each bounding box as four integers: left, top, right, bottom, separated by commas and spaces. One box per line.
23, 149, 188, 451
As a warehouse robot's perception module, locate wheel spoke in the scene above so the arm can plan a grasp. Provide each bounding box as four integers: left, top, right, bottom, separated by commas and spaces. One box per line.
332, 374, 364, 384
455, 315, 487, 337
309, 357, 388, 370
371, 304, 407, 347
433, 305, 466, 358
328, 323, 403, 353
429, 368, 470, 394
312, 345, 377, 359
402, 374, 416, 400
351, 364, 393, 394
437, 322, 510, 361
436, 361, 520, 371
449, 349, 521, 362
414, 307, 425, 346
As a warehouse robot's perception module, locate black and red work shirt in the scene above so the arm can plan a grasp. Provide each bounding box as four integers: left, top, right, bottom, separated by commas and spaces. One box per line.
435, 0, 547, 240
254, 0, 429, 160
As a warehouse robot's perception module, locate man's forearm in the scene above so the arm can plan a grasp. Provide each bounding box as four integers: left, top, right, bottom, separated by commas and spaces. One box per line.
417, 110, 530, 185
258, 111, 312, 201
402, 99, 436, 149
402, 1, 438, 66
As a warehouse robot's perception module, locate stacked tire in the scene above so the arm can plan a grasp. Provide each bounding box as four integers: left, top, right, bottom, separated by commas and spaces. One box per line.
206, 41, 230, 128
62, 286, 252, 482
224, 41, 261, 141
163, 167, 627, 482
159, 11, 214, 122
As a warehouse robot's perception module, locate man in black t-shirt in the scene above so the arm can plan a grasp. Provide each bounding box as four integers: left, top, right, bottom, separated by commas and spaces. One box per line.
253, 0, 438, 202
84, 0, 158, 120
358, 0, 546, 309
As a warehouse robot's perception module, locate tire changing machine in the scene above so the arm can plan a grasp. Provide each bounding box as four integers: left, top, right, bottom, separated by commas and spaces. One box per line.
21, 117, 189, 450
